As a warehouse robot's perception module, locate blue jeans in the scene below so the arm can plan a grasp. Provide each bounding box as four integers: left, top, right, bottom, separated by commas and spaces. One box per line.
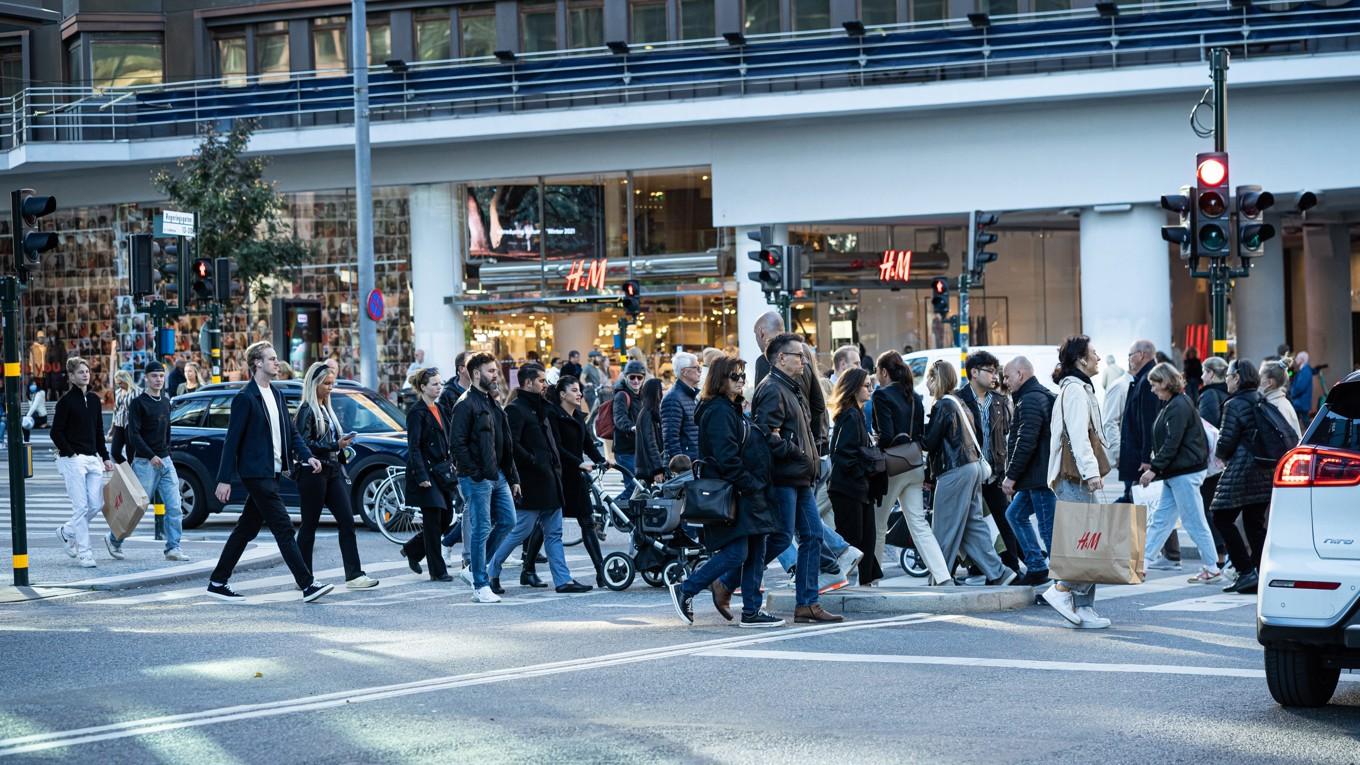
682, 534, 768, 617
458, 473, 517, 589
723, 485, 820, 606
1005, 488, 1057, 573
775, 521, 844, 574
1145, 470, 1218, 571
489, 509, 572, 587
126, 457, 182, 553
614, 452, 636, 504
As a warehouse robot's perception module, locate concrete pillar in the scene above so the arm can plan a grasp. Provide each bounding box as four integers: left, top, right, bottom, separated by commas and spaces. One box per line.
735, 224, 784, 368
1302, 223, 1354, 383
409, 183, 465, 381
1233, 212, 1287, 364
553, 313, 601, 360
1079, 204, 1172, 361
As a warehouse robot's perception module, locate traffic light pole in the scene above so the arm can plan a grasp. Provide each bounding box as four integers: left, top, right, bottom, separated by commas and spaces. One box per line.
1208, 48, 1233, 357
3, 277, 28, 586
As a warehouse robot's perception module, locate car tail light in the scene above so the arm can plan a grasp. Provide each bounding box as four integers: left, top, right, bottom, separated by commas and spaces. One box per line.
1274, 446, 1360, 487
1268, 579, 1342, 590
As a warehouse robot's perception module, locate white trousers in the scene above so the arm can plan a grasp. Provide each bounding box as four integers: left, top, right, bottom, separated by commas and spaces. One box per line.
58, 455, 106, 555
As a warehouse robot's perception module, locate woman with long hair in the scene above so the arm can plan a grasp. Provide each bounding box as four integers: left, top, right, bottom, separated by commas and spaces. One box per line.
1042, 335, 1112, 628
829, 367, 887, 586
109, 370, 138, 464
634, 377, 666, 485
1212, 359, 1274, 595
668, 356, 786, 628
1260, 358, 1302, 441
400, 367, 457, 582
176, 362, 202, 397
538, 375, 610, 585
872, 350, 947, 582
923, 360, 1012, 587
295, 362, 376, 589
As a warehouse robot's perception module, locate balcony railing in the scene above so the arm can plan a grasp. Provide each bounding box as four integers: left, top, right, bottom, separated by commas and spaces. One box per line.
2, 0, 1358, 151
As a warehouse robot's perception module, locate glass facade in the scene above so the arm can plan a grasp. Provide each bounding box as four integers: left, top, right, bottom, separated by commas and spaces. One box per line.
460, 4, 496, 58
631, 1, 668, 44
568, 3, 605, 48
90, 40, 164, 88
416, 12, 453, 61
522, 4, 559, 53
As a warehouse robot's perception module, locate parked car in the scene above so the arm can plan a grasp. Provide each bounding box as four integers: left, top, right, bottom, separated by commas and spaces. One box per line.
169, 380, 407, 530
1258, 370, 1360, 707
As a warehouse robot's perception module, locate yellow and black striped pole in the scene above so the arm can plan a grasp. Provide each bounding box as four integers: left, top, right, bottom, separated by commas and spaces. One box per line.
3, 276, 30, 586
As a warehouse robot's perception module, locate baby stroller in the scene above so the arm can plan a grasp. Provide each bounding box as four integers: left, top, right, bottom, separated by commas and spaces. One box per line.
599, 467, 708, 591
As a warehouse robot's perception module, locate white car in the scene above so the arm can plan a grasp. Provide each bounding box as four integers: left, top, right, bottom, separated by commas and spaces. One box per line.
1258, 371, 1360, 707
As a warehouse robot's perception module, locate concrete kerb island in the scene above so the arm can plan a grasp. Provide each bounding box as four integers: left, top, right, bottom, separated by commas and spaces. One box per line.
766, 586, 1035, 615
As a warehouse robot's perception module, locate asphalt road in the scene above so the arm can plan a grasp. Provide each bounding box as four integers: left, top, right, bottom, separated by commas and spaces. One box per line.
2, 460, 1358, 763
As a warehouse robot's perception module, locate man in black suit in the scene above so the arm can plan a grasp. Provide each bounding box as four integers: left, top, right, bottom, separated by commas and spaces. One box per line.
207, 341, 331, 603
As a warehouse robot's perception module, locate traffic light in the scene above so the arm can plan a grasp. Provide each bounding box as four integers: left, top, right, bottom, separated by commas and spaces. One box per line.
1235, 185, 1275, 258
1160, 186, 1196, 263
621, 279, 642, 317
1194, 152, 1230, 258
129, 234, 155, 297
784, 244, 808, 293
190, 258, 213, 302
746, 226, 783, 296
158, 239, 182, 306
10, 188, 58, 283
213, 257, 237, 304
931, 277, 950, 315
966, 211, 999, 276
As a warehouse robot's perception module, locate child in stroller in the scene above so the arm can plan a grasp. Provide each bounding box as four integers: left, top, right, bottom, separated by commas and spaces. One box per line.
598, 456, 708, 591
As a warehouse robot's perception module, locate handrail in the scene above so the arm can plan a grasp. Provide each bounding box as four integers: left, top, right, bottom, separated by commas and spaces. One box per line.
2, 0, 1357, 149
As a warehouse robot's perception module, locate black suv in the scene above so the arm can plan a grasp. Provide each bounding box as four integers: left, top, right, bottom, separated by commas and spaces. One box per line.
169, 380, 407, 529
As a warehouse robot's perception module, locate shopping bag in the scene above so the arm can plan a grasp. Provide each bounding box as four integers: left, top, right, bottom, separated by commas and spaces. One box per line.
102, 462, 149, 540
1049, 500, 1147, 585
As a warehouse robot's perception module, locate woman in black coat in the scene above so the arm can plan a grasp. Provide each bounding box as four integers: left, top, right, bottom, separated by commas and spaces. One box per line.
872, 350, 933, 575
400, 367, 456, 582
830, 367, 887, 586
634, 377, 666, 484
533, 375, 609, 586
1211, 359, 1273, 594
667, 357, 787, 628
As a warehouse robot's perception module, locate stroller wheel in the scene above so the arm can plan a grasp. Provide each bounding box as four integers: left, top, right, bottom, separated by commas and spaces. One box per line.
899, 546, 929, 578
600, 552, 636, 591
640, 568, 665, 588
662, 560, 686, 586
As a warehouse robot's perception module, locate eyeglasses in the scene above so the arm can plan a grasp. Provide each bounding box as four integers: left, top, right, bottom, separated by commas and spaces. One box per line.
727, 373, 747, 382
779, 351, 804, 361
627, 375, 645, 382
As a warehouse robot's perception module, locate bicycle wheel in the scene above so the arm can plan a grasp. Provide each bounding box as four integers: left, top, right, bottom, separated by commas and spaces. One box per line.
375, 477, 423, 545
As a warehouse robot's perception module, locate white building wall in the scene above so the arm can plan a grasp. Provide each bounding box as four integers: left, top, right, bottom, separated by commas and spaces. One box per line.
1079, 204, 1173, 362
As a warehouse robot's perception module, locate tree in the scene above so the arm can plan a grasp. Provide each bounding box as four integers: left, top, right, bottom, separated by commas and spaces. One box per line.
152, 119, 311, 298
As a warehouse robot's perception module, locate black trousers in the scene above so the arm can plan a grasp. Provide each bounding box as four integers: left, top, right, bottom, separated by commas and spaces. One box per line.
297, 468, 365, 582
1200, 473, 1227, 562
980, 480, 1023, 573
1214, 501, 1269, 573
524, 510, 605, 577
830, 491, 882, 585
402, 502, 453, 580
210, 476, 314, 588
110, 426, 128, 464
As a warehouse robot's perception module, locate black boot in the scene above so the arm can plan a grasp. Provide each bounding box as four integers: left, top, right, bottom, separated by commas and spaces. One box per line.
520, 570, 547, 588
490, 577, 505, 595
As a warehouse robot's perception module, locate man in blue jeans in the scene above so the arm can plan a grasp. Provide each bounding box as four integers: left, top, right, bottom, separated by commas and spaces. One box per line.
1001, 357, 1057, 586
107, 361, 190, 562
449, 353, 520, 603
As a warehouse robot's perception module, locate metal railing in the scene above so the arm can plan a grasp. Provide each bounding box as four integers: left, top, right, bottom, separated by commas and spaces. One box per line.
2, 0, 1358, 151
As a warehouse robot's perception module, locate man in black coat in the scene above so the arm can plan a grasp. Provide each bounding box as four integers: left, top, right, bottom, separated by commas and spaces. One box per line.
752, 311, 827, 454
487, 364, 592, 595
1119, 339, 1179, 566
207, 342, 330, 603
1000, 357, 1057, 585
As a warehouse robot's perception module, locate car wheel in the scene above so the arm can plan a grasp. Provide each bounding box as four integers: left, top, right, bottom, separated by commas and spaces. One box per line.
1264, 644, 1341, 707
180, 471, 210, 530
353, 469, 385, 531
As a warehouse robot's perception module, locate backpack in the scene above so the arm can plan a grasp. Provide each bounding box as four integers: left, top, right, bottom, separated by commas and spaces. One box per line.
1249, 399, 1296, 467
593, 389, 630, 439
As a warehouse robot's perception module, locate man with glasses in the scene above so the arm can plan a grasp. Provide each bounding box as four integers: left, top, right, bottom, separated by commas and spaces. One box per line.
1117, 339, 1179, 567
612, 359, 647, 504
956, 350, 1023, 579
661, 352, 702, 462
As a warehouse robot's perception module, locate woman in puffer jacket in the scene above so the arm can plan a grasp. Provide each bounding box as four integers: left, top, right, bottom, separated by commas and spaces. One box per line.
1212, 359, 1274, 595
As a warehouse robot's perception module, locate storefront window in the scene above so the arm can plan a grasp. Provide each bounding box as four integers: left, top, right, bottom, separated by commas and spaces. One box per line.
568, 2, 604, 48
911, 0, 947, 22
680, 0, 716, 39
632, 169, 716, 256
256, 22, 291, 82
214, 33, 247, 86
631, 0, 668, 44
745, 0, 781, 34
368, 21, 392, 66
313, 16, 348, 75
91, 40, 163, 88
466, 180, 543, 268
415, 12, 453, 61
522, 4, 558, 53
460, 4, 496, 58
861, 0, 899, 25
793, 0, 831, 31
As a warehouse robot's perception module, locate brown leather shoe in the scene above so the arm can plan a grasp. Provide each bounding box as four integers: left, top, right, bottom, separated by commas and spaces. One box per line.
794, 604, 845, 624
710, 580, 734, 622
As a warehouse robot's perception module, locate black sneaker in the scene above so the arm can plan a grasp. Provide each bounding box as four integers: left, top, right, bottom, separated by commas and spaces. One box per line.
1016, 569, 1051, 586
301, 582, 334, 603
668, 582, 694, 625
490, 577, 506, 595
556, 580, 592, 594
739, 611, 785, 629
207, 582, 245, 602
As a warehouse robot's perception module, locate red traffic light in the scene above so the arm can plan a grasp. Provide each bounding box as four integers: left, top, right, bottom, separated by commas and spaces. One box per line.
192, 259, 211, 279
1197, 156, 1227, 187
622, 279, 640, 297
932, 278, 947, 295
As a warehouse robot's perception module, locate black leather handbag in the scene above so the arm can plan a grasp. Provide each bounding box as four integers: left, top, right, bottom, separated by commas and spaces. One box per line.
430, 459, 458, 492
680, 421, 748, 526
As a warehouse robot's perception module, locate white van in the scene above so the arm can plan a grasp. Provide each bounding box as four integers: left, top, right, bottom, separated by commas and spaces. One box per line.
902, 345, 1061, 412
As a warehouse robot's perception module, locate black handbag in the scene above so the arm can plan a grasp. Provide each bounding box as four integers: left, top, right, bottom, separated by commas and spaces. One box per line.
430, 459, 458, 492
680, 420, 749, 526
885, 508, 915, 548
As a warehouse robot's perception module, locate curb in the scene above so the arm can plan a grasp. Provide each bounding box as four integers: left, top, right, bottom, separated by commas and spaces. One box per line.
61, 544, 283, 592
765, 585, 1035, 615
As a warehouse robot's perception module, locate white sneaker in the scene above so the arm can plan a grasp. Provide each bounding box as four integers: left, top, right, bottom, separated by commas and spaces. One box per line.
104, 534, 126, 560
77, 553, 97, 569
57, 526, 76, 558
472, 586, 501, 603
346, 575, 380, 589
835, 546, 864, 579
442, 545, 456, 568
164, 549, 191, 562
817, 572, 849, 594
459, 568, 475, 586
1146, 555, 1182, 571
1075, 606, 1112, 629
1042, 585, 1080, 625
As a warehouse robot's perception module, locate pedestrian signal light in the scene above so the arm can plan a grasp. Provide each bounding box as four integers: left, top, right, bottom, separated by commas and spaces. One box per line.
621, 279, 642, 317
931, 277, 950, 315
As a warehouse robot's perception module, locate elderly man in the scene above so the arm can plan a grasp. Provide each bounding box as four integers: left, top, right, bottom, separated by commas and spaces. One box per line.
661, 351, 701, 462
1001, 356, 1056, 585
1119, 339, 1179, 568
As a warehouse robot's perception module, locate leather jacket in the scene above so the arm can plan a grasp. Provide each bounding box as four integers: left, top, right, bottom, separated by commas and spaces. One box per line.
449, 386, 520, 484
295, 403, 346, 473
751, 367, 819, 487
924, 395, 980, 481
956, 383, 1011, 483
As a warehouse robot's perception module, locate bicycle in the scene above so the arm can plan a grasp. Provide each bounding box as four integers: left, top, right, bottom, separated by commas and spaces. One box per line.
373, 465, 464, 546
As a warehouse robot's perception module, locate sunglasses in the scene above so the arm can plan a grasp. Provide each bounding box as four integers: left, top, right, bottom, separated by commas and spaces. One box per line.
728, 373, 747, 382
627, 375, 645, 382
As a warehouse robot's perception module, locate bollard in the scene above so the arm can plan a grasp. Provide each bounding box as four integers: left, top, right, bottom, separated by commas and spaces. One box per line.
154, 497, 165, 541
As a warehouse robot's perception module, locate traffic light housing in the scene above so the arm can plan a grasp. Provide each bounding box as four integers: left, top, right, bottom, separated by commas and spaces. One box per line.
746, 226, 783, 296
784, 244, 807, 293
931, 277, 950, 315
10, 188, 58, 283
213, 257, 237, 304
621, 279, 642, 317
1194, 152, 1230, 258
129, 234, 155, 297
1235, 184, 1275, 258
1160, 186, 1196, 263
190, 258, 213, 302
966, 211, 999, 276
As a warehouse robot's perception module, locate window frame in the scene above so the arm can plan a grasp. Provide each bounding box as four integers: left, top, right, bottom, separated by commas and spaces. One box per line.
311, 14, 349, 76
414, 9, 454, 62
520, 2, 560, 54
629, 0, 669, 44
566, 0, 604, 50
457, 3, 497, 59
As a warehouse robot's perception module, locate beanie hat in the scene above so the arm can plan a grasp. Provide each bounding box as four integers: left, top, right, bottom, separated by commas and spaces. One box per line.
623, 360, 647, 377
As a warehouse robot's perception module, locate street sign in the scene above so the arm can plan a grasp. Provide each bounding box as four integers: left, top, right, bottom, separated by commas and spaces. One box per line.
162, 210, 196, 237
366, 289, 385, 321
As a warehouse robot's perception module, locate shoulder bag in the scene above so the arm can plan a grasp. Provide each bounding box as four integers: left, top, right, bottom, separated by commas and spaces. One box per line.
883, 393, 924, 476
946, 395, 992, 483
1058, 385, 1111, 483
681, 420, 748, 526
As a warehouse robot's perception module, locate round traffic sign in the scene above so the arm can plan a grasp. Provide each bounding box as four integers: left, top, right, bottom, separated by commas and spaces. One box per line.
365, 289, 385, 321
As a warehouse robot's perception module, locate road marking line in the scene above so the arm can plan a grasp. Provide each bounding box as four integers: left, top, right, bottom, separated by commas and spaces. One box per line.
0, 612, 952, 756
1143, 593, 1255, 612
90, 560, 419, 605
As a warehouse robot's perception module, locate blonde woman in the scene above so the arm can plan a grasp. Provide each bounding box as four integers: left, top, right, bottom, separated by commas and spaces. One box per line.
1260, 359, 1302, 441
176, 362, 202, 397
109, 369, 138, 464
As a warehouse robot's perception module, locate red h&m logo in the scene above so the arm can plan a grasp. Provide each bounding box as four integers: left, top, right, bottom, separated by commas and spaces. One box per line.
878, 250, 912, 283
564, 258, 608, 292
1076, 531, 1102, 551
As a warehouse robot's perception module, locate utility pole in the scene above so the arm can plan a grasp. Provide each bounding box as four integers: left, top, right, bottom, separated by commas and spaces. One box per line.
1207, 47, 1233, 357
352, 0, 378, 390
3, 277, 27, 586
